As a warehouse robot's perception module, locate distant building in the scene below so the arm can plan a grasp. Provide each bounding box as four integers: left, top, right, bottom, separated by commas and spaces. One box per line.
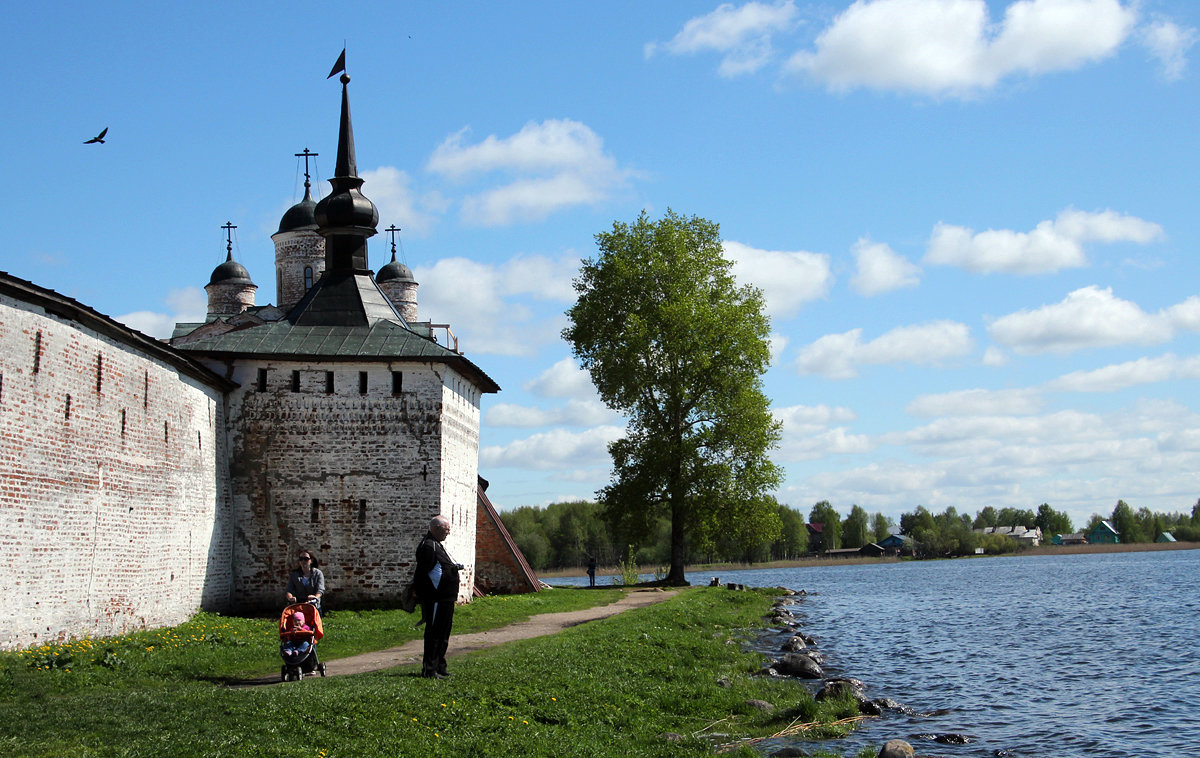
878, 533, 913, 555
1088, 521, 1121, 544
1052, 532, 1089, 545
1156, 532, 1177, 543
973, 525, 1043, 546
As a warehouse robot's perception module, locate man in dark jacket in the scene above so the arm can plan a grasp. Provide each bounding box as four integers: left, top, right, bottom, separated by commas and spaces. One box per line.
415, 515, 462, 679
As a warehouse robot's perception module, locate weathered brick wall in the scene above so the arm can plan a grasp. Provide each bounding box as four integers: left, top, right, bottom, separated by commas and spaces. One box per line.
475, 488, 540, 595
272, 230, 325, 313
215, 359, 482, 609
0, 294, 231, 650
205, 281, 256, 316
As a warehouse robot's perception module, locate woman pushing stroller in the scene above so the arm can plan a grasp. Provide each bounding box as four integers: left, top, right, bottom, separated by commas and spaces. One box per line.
284, 549, 324, 610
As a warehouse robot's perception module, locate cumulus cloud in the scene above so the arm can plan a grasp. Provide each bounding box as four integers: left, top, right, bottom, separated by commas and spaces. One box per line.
795, 320, 973, 378
360, 167, 445, 236
723, 240, 833, 318
906, 388, 1043, 417
523, 357, 596, 399
774, 404, 872, 461
1139, 19, 1197, 80
646, 1, 800, 77
427, 120, 634, 226
1046, 353, 1200, 392
924, 208, 1163, 274
115, 287, 208, 339
485, 399, 618, 428
480, 425, 624, 470
987, 286, 1176, 355
786, 0, 1138, 97
413, 255, 579, 356
850, 238, 921, 295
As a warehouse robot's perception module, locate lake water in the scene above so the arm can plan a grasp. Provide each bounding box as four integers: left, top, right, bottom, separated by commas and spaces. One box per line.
552, 550, 1200, 756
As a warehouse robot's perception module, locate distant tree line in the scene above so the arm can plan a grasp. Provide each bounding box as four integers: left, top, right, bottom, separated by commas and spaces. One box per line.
500, 497, 1200, 571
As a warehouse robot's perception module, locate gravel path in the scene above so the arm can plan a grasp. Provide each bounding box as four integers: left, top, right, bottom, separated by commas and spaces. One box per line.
237, 588, 677, 686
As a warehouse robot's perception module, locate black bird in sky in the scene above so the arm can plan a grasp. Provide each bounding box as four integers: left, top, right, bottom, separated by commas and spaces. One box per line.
84, 127, 107, 144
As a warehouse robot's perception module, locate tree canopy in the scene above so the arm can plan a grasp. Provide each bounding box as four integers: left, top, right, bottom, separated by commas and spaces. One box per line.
563, 209, 782, 584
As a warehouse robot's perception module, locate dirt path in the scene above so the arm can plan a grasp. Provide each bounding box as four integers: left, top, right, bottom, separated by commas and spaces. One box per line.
235, 588, 677, 686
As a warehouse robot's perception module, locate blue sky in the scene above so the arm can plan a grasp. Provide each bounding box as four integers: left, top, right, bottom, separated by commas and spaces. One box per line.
5, 1, 1199, 529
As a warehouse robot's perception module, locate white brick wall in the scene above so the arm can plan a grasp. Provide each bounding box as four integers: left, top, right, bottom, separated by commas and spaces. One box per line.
215, 359, 481, 608
0, 294, 231, 650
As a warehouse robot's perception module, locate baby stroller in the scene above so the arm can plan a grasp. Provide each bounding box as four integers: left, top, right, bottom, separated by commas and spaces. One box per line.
279, 602, 326, 681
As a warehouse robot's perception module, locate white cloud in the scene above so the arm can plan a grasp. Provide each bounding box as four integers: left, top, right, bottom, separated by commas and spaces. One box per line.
981, 346, 1009, 366
480, 425, 624, 470
413, 255, 578, 356
115, 287, 208, 339
786, 0, 1138, 98
774, 404, 871, 461
427, 120, 633, 226
924, 208, 1163, 274
796, 320, 973, 378
723, 240, 833, 318
646, 1, 800, 77
485, 399, 618, 428
1139, 19, 1197, 80
523, 357, 595, 399
987, 285, 1175, 355
360, 166, 445, 236
850, 238, 921, 295
906, 388, 1043, 417
1046, 353, 1200, 392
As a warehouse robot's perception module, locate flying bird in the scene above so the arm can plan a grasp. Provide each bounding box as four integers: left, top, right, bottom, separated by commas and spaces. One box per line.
84, 127, 108, 145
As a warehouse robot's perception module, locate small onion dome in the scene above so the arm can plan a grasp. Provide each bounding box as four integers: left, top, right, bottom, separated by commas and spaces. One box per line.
208, 253, 255, 286
376, 255, 415, 284
277, 187, 318, 233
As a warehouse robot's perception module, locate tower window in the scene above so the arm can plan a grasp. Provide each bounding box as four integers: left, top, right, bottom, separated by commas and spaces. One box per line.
359, 371, 368, 395
65, 394, 71, 420
311, 498, 321, 524
256, 368, 268, 392
120, 409, 126, 437
144, 371, 149, 409
33, 331, 42, 374
96, 354, 103, 394
325, 371, 335, 394
391, 371, 403, 395
358, 499, 367, 524
304, 266, 314, 291
291, 370, 300, 393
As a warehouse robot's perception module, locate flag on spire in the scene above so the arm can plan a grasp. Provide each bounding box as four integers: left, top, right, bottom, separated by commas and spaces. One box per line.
327, 48, 346, 79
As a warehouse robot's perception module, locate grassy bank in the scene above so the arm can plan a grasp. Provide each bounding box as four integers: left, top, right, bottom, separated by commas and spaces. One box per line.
0, 587, 867, 757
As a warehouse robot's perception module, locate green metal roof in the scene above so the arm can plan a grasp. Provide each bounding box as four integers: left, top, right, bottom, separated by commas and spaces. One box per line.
177, 320, 500, 392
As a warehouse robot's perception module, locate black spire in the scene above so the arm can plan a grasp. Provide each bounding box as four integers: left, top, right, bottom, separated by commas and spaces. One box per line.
314, 73, 378, 273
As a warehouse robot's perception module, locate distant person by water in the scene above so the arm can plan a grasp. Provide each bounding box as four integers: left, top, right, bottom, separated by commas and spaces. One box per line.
587, 556, 597, 587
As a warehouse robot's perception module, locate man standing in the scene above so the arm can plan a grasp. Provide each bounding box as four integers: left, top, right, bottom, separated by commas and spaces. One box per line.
415, 515, 462, 679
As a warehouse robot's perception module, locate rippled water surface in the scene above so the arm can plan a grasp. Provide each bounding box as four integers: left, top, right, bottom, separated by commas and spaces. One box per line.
558, 550, 1200, 756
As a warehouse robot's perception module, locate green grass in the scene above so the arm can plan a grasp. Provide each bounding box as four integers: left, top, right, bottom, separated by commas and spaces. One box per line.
0, 588, 866, 757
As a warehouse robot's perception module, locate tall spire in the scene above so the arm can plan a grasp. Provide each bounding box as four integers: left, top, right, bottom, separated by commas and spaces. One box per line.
314, 72, 378, 273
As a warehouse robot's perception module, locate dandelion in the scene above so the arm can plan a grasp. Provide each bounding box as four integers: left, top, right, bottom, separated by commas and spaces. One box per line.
551, 697, 557, 701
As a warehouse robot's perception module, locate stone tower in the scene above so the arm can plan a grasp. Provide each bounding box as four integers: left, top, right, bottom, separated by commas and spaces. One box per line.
377, 246, 419, 322
272, 179, 325, 313
205, 243, 256, 316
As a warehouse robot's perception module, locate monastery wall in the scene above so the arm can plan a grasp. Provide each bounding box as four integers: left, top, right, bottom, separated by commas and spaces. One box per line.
218, 359, 480, 608
0, 293, 232, 650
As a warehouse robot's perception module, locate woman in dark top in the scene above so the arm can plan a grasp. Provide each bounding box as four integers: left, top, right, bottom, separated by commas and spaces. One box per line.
284, 549, 325, 610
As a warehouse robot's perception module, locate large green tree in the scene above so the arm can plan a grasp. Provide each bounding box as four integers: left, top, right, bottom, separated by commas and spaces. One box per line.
563, 209, 782, 584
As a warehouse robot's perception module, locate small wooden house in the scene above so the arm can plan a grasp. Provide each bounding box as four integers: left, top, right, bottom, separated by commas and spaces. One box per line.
1088, 520, 1120, 544
878, 533, 913, 555
1156, 532, 1176, 543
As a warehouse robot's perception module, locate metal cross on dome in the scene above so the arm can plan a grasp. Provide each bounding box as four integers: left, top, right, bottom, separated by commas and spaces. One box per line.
221, 221, 237, 255
295, 148, 319, 189
385, 224, 402, 255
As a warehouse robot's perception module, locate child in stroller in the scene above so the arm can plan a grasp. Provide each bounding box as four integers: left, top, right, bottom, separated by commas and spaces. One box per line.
279, 602, 326, 681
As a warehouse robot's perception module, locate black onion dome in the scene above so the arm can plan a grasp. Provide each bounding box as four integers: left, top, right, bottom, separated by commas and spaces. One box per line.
377, 255, 415, 284
314, 179, 378, 234
277, 187, 318, 233
208, 253, 255, 286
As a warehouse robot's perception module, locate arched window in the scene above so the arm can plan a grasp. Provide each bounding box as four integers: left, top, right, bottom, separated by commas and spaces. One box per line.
304, 266, 314, 291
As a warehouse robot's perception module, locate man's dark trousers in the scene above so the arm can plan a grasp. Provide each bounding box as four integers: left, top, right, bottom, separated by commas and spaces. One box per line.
422, 599, 455, 676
